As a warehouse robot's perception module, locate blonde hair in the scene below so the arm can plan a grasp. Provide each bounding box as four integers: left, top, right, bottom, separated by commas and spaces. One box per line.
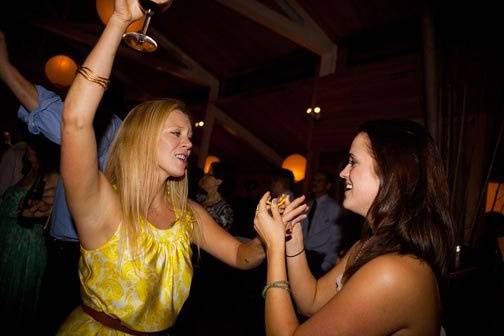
104, 99, 202, 260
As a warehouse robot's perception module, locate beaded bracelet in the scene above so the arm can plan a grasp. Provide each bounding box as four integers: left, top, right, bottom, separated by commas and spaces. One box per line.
262, 280, 290, 298
76, 66, 110, 89
286, 248, 305, 258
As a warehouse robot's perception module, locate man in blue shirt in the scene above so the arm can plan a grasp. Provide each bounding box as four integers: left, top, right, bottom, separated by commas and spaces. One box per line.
302, 170, 343, 277
1, 31, 122, 333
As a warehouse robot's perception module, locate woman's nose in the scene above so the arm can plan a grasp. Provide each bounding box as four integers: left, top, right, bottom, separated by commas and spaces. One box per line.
339, 164, 350, 179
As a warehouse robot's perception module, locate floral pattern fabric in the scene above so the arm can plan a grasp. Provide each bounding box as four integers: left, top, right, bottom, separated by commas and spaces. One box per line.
57, 210, 195, 335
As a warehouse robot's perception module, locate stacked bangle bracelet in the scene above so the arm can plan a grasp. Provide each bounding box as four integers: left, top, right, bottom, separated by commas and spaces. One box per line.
76, 66, 110, 89
262, 280, 290, 298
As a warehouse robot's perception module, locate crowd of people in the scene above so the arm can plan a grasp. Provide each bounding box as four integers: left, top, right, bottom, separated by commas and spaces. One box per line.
1, 0, 503, 335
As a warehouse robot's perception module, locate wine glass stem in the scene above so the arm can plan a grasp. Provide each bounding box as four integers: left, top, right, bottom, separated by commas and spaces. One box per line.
141, 10, 153, 35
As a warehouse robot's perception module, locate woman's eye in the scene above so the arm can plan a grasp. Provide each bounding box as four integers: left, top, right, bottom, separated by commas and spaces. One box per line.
171, 131, 181, 137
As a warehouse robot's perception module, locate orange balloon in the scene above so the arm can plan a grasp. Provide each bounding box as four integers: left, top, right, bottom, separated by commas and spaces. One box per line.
96, 0, 145, 33
44, 55, 78, 87
282, 154, 307, 182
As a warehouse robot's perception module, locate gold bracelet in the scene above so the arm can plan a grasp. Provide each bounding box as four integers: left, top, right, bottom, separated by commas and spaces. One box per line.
77, 66, 110, 89
76, 66, 110, 89
262, 280, 290, 298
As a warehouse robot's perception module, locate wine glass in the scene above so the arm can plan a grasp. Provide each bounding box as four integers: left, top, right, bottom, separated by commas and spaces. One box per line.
122, 0, 174, 52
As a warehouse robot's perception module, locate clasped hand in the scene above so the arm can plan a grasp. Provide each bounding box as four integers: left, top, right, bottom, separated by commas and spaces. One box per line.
254, 192, 307, 250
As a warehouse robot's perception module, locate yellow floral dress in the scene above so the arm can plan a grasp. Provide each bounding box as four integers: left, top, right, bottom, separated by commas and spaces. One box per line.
57, 210, 194, 335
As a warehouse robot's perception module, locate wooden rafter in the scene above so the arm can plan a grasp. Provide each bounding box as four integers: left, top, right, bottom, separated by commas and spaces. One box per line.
212, 105, 283, 166
217, 0, 337, 76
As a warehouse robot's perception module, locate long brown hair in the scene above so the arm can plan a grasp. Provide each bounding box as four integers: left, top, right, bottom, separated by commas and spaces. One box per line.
343, 119, 455, 284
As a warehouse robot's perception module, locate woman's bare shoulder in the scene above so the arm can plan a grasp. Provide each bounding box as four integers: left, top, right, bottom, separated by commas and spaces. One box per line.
303, 254, 440, 335
362, 254, 437, 289
353, 253, 440, 318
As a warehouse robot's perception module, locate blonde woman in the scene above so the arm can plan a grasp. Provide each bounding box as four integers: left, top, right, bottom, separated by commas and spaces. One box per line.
56, 0, 274, 334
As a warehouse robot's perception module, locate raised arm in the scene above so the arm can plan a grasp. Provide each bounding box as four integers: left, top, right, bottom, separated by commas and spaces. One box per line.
0, 31, 39, 112
254, 193, 299, 335
1, 31, 76, 145
61, 0, 142, 249
190, 200, 265, 269
263, 196, 344, 316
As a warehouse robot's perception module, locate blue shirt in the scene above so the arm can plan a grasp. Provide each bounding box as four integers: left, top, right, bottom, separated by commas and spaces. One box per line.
302, 194, 342, 271
18, 85, 122, 242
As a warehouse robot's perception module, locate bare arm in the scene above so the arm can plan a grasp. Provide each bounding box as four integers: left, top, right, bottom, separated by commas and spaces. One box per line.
0, 31, 38, 111
287, 226, 360, 316
190, 200, 265, 270
254, 193, 299, 336
273, 196, 345, 316
61, 0, 142, 249
257, 206, 441, 336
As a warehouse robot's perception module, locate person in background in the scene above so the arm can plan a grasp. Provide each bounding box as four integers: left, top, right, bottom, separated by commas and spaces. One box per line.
254, 119, 455, 336
302, 170, 342, 277
197, 161, 234, 231
0, 135, 59, 333
0, 29, 122, 334
0, 121, 28, 196
270, 168, 295, 201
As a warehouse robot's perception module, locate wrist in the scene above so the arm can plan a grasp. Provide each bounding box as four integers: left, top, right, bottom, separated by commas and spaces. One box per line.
267, 245, 285, 258
0, 63, 11, 79
286, 248, 305, 258
109, 14, 132, 30
286, 237, 303, 253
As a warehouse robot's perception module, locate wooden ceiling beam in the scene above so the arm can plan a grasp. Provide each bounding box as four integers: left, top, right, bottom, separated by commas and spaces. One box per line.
150, 28, 219, 90
211, 104, 283, 166
217, 0, 337, 76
